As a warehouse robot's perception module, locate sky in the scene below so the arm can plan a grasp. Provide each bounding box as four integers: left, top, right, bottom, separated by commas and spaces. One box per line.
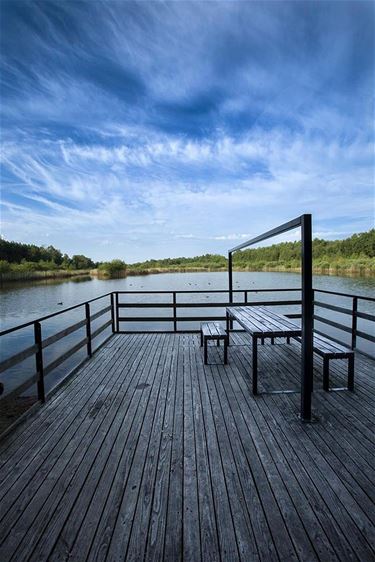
0, 0, 374, 262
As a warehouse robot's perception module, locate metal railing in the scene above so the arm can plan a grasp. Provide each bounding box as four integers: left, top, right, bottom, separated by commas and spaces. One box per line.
313, 289, 375, 359
0, 287, 374, 416
0, 292, 114, 405
115, 288, 302, 331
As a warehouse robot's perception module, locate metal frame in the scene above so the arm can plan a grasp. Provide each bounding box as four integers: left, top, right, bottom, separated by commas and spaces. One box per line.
228, 214, 314, 421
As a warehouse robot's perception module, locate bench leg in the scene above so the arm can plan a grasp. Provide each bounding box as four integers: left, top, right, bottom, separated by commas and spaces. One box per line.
200, 330, 203, 347
224, 336, 228, 365
217, 338, 220, 347
204, 337, 208, 365
271, 337, 275, 345
348, 355, 354, 391
252, 336, 258, 395
287, 336, 290, 344
323, 358, 329, 391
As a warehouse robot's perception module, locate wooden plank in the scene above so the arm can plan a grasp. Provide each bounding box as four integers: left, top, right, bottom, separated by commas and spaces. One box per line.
0, 338, 143, 559
163, 339, 184, 562
96, 336, 173, 561
232, 341, 371, 560
143, 343, 179, 561
187, 344, 221, 562
0, 335, 126, 484
44, 334, 161, 561
0, 333, 373, 562
125, 341, 175, 561
218, 356, 341, 561
196, 342, 250, 560
27, 335, 163, 561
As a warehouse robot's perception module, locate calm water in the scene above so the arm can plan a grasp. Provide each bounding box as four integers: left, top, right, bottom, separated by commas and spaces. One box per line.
1, 271, 374, 396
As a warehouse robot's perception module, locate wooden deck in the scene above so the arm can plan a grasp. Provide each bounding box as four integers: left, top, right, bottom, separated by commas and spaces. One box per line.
0, 333, 374, 561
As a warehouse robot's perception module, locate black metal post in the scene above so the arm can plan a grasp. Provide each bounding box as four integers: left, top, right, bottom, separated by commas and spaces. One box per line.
300, 214, 313, 421
228, 252, 233, 304
110, 293, 116, 333
85, 303, 92, 357
351, 297, 358, 350
34, 321, 45, 403
173, 292, 177, 332
115, 292, 119, 332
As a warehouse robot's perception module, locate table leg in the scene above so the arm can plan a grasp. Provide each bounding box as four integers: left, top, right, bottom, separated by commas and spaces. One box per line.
224, 336, 228, 364
252, 335, 258, 395
348, 355, 354, 391
323, 358, 329, 391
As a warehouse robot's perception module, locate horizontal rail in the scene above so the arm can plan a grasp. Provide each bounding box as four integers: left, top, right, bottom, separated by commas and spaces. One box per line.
91, 319, 112, 340
229, 216, 302, 253
118, 300, 302, 309
356, 330, 375, 343
116, 288, 301, 295
0, 344, 38, 374
313, 315, 352, 334
0, 292, 112, 337
314, 288, 375, 303
90, 305, 112, 322
44, 337, 88, 376
118, 313, 302, 323
313, 301, 352, 316
356, 310, 375, 322
42, 319, 87, 349
313, 328, 349, 349
0, 373, 39, 403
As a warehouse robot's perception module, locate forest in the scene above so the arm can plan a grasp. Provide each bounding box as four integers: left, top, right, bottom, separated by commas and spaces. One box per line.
0, 229, 374, 278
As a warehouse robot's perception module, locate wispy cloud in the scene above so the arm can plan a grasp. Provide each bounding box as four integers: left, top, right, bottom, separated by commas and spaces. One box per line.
1, 1, 374, 261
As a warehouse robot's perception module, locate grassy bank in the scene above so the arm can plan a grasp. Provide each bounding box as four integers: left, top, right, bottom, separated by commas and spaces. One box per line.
0, 268, 92, 283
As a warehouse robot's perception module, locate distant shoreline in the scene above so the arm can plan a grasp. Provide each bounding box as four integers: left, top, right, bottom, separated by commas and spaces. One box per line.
1, 264, 374, 285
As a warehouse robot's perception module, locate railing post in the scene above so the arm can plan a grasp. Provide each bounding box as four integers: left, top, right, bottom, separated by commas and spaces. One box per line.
301, 214, 313, 422
110, 293, 116, 333
351, 296, 358, 350
244, 290, 248, 304
228, 252, 233, 303
34, 321, 45, 403
173, 292, 177, 332
115, 292, 120, 332
85, 303, 92, 357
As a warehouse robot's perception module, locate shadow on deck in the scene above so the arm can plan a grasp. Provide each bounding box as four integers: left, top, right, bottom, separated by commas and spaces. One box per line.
0, 333, 374, 561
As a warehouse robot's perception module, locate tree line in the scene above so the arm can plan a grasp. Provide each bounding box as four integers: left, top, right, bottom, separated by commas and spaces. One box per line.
0, 229, 374, 275
0, 239, 96, 272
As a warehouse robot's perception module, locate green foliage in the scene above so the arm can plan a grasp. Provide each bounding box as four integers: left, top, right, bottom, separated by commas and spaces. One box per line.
70, 254, 95, 270
0, 239, 63, 264
232, 229, 375, 267
0, 260, 11, 273
98, 259, 127, 276
129, 253, 227, 271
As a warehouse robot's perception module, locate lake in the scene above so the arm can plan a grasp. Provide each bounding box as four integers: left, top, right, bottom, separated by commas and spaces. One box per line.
1, 271, 374, 396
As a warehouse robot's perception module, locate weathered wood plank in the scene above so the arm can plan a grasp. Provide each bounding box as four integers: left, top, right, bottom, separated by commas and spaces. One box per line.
0, 332, 373, 562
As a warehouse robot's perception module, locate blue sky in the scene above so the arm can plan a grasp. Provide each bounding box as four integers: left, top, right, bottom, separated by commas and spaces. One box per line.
1, 1, 374, 262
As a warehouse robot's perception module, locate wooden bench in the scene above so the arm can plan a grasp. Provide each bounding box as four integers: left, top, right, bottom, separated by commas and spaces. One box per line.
255, 306, 355, 392
200, 322, 228, 365
295, 332, 354, 391
226, 305, 355, 394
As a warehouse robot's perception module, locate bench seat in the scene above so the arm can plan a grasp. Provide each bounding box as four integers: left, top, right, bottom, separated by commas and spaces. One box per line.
200, 322, 228, 365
